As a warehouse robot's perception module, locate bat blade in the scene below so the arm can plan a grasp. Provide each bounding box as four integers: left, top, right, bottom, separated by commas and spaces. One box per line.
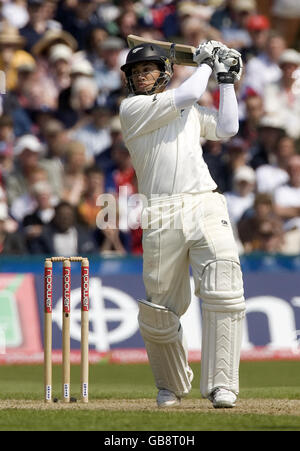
127, 35, 239, 68
127, 34, 197, 67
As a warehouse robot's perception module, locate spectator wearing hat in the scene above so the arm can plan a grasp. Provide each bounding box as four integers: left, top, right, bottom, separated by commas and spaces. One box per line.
36, 43, 74, 110
28, 29, 77, 110
240, 14, 270, 63
262, 49, 300, 139
255, 135, 295, 194
6, 134, 60, 212
48, 44, 73, 91
224, 165, 257, 226
242, 30, 286, 97
2, 58, 37, 136
0, 23, 36, 92
9, 165, 51, 223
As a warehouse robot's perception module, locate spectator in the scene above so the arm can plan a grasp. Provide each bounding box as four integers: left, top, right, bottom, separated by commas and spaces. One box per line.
179, 14, 220, 49
22, 180, 57, 252
95, 115, 124, 189
109, 142, 138, 251
237, 192, 280, 252
1, 0, 29, 29
219, 137, 250, 193
0, 192, 26, 254
64, 75, 98, 129
225, 165, 256, 225
203, 140, 228, 193
254, 217, 285, 253
77, 165, 105, 229
31, 28, 77, 110
256, 135, 295, 193
61, 140, 89, 206
31, 28, 77, 57
111, 143, 136, 197
85, 26, 108, 64
271, 0, 300, 47
262, 48, 300, 139
6, 134, 45, 205
273, 154, 300, 230
241, 14, 271, 63
0, 23, 36, 91
116, 9, 138, 46
71, 104, 112, 161
9, 166, 52, 223
0, 115, 15, 182
238, 93, 265, 148
210, 0, 256, 50
249, 115, 286, 169
57, 0, 106, 51
92, 36, 125, 106
57, 56, 95, 127
47, 43, 73, 94
2, 61, 36, 136
28, 200, 96, 256
19, 0, 61, 53
242, 30, 286, 96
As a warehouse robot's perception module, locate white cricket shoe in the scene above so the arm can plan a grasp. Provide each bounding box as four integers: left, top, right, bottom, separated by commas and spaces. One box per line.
157, 389, 181, 408
209, 388, 237, 408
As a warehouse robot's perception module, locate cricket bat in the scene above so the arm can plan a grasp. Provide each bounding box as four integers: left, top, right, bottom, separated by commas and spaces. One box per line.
127, 35, 238, 67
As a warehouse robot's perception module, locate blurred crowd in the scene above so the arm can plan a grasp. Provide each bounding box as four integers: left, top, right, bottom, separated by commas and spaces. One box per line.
0, 0, 300, 257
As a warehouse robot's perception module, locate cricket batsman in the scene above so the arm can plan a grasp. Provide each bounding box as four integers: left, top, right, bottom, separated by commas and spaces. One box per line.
119, 40, 245, 408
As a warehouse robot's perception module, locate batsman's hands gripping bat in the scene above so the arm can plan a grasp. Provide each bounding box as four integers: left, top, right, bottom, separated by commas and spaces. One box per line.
192, 40, 230, 68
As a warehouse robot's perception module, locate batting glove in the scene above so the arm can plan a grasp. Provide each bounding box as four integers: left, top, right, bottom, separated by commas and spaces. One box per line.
193, 40, 229, 70
214, 48, 243, 84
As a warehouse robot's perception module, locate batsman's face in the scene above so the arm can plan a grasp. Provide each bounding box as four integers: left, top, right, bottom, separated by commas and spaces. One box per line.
131, 62, 161, 94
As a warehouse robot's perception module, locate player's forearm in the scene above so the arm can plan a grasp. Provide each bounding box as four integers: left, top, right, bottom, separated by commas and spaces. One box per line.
173, 64, 212, 109
216, 84, 239, 139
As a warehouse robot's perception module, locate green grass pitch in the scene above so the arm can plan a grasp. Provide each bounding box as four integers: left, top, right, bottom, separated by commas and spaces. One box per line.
0, 360, 300, 431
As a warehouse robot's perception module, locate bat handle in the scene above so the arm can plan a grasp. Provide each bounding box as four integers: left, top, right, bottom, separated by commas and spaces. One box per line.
226, 58, 238, 66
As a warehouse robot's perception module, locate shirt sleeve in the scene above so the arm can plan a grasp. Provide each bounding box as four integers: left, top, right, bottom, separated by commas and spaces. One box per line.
119, 90, 180, 143
195, 104, 220, 141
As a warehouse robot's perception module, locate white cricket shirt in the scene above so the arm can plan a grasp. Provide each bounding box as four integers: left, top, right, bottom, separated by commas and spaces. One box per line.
119, 90, 218, 199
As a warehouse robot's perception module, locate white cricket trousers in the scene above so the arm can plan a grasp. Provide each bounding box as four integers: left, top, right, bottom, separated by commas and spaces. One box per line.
141, 191, 246, 398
